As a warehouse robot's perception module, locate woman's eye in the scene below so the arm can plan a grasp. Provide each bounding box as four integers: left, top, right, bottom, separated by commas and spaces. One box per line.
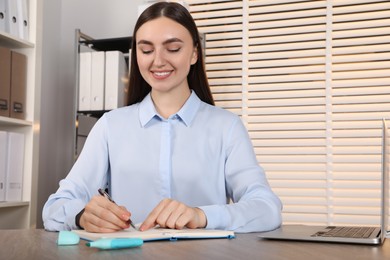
141, 49, 153, 54
168, 48, 181, 53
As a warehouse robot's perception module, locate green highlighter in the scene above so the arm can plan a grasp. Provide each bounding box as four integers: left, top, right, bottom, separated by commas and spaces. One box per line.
86, 238, 143, 250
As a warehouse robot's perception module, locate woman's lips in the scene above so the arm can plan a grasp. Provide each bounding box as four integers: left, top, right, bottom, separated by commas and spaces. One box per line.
152, 70, 172, 79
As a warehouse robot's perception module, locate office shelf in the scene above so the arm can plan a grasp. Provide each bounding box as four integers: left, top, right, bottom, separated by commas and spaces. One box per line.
0, 201, 29, 208
73, 29, 131, 159
0, 0, 41, 229
79, 36, 132, 54
0, 116, 33, 127
0, 31, 35, 49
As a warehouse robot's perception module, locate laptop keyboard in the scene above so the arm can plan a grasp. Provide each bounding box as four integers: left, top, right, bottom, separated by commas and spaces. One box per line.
312, 226, 376, 239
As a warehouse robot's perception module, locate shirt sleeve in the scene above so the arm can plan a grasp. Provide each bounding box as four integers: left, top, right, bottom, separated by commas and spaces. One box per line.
199, 117, 282, 233
42, 116, 110, 231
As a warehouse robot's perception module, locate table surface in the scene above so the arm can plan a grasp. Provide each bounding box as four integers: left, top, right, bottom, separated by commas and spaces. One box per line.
0, 229, 389, 260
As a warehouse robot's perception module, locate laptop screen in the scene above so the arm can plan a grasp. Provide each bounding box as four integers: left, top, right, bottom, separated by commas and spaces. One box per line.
381, 119, 389, 241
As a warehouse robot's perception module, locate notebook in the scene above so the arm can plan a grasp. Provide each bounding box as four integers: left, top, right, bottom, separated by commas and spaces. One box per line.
73, 225, 235, 242
259, 119, 389, 245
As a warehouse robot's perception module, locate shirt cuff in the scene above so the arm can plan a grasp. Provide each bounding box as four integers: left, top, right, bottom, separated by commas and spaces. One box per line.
64, 200, 86, 230
198, 205, 229, 230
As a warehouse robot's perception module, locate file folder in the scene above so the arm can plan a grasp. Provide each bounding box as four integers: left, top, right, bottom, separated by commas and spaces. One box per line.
16, 0, 28, 40
0, 0, 6, 33
77, 114, 98, 136
4, 0, 19, 37
0, 46, 11, 117
76, 115, 98, 155
76, 136, 86, 156
79, 52, 92, 111
10, 51, 27, 119
104, 51, 128, 110
0, 131, 7, 201
90, 51, 105, 110
5, 132, 24, 201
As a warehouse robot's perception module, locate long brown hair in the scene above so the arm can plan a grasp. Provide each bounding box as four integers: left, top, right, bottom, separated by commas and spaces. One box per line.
127, 2, 214, 106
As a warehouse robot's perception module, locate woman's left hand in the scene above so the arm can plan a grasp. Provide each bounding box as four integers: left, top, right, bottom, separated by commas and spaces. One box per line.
139, 198, 207, 231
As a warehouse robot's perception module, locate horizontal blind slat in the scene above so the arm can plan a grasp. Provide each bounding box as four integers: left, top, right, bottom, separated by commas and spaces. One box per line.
188, 0, 390, 226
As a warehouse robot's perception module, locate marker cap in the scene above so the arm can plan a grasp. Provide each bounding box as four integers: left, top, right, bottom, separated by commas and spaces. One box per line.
57, 231, 80, 245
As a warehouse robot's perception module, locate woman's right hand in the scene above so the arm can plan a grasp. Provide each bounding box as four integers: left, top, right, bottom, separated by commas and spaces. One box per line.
79, 195, 132, 233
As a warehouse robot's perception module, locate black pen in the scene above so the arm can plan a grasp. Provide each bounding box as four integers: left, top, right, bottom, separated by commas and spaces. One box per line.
98, 188, 137, 229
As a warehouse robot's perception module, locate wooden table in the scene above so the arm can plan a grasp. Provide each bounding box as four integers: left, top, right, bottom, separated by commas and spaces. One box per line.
0, 229, 389, 260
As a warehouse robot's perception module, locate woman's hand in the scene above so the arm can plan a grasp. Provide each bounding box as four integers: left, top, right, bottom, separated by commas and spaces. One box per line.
139, 198, 207, 231
79, 195, 132, 233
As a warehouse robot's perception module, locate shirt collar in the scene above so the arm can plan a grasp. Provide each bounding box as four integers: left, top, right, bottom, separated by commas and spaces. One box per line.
139, 91, 201, 127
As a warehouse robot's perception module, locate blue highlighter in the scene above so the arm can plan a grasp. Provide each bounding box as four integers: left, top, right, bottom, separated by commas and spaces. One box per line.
86, 238, 143, 250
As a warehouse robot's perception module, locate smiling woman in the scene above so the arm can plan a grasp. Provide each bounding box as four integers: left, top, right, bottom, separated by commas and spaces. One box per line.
42, 2, 282, 234
127, 1, 212, 107
135, 16, 198, 118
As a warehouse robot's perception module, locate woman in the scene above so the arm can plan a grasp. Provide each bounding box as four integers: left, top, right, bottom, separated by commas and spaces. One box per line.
43, 2, 282, 233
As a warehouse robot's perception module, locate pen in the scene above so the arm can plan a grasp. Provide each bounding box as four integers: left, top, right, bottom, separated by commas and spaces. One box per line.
98, 188, 137, 229
86, 238, 143, 250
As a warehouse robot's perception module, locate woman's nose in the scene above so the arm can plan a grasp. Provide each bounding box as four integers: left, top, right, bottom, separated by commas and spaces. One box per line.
153, 49, 166, 67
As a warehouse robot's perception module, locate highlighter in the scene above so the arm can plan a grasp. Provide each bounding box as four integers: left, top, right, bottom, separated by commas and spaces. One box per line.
86, 238, 143, 250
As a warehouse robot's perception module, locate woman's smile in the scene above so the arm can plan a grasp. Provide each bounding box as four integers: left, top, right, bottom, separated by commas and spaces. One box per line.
152, 70, 173, 79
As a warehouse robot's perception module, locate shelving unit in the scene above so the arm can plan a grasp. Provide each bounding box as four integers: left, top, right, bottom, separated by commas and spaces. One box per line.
73, 29, 131, 159
0, 0, 41, 229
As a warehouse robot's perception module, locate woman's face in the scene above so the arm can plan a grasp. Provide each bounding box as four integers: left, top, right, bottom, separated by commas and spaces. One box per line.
136, 17, 197, 95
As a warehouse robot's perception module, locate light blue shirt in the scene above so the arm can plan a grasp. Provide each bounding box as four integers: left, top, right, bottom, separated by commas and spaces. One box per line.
42, 91, 282, 232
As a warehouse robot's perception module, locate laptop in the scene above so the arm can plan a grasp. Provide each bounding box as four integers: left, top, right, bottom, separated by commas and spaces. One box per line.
259, 119, 389, 245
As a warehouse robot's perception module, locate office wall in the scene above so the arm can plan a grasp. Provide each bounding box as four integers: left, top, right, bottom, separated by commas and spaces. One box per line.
36, 0, 143, 228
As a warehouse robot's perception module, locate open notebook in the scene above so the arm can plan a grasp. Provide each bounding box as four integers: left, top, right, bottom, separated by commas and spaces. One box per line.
73, 225, 235, 242
259, 119, 389, 245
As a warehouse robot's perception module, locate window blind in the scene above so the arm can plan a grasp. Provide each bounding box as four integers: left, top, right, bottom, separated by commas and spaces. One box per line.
187, 0, 390, 227
189, 0, 245, 115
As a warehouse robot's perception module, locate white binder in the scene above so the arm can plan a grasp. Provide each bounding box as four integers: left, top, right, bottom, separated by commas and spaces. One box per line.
104, 51, 128, 110
16, 0, 28, 40
0, 0, 6, 33
78, 52, 92, 111
0, 131, 7, 201
4, 0, 19, 37
128, 49, 132, 74
90, 51, 105, 110
5, 132, 24, 201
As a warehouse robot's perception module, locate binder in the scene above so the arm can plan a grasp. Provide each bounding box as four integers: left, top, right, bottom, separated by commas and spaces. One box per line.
10, 51, 27, 119
0, 46, 11, 117
128, 49, 131, 74
76, 114, 98, 155
0, 131, 7, 201
77, 114, 98, 136
104, 51, 128, 110
90, 51, 105, 110
5, 132, 24, 201
16, 0, 28, 40
4, 0, 19, 37
0, 0, 6, 33
78, 52, 92, 111
76, 136, 86, 156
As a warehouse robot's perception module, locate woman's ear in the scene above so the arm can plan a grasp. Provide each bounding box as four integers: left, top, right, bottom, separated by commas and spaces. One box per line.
191, 45, 198, 65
